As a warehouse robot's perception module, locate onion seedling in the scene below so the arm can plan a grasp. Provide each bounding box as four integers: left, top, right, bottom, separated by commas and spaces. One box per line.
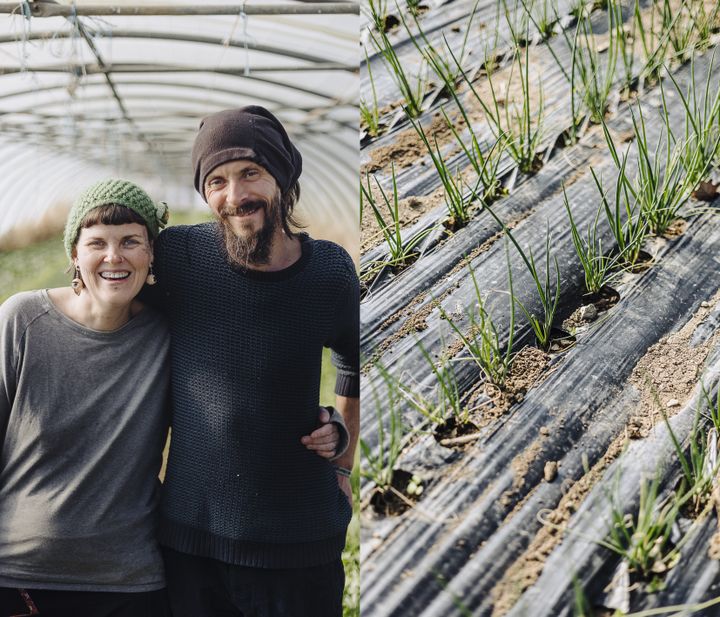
627, 103, 697, 236
703, 385, 720, 435
632, 0, 686, 84
439, 257, 515, 387
661, 0, 693, 63
399, 0, 479, 90
457, 41, 544, 173
568, 3, 620, 124
363, 0, 389, 34
480, 203, 560, 351
595, 123, 648, 266
663, 56, 720, 192
405, 0, 422, 18
360, 48, 380, 138
660, 401, 717, 517
614, 0, 637, 99
437, 45, 507, 202
572, 577, 594, 617
533, 0, 558, 41
360, 166, 434, 287
563, 185, 620, 295
690, 0, 720, 53
366, 9, 427, 119
408, 116, 475, 229
437, 91, 506, 203
601, 475, 682, 581
658, 0, 719, 63
501, 0, 531, 48
360, 365, 407, 494
418, 347, 470, 427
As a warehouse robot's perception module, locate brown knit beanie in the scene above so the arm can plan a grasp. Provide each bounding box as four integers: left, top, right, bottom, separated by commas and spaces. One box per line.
191, 106, 302, 200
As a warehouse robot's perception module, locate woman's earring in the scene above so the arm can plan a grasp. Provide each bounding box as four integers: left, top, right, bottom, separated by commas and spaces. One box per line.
146, 264, 157, 286
71, 266, 84, 296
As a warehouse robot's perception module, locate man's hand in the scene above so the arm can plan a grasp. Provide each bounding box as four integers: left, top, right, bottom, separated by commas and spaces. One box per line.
300, 407, 339, 459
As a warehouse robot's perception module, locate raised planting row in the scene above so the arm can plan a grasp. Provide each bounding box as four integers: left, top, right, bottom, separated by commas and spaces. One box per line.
359, 24, 720, 617
507, 343, 720, 616
360, 0, 720, 291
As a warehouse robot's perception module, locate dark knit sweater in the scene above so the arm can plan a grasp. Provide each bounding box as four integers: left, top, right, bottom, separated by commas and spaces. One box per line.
149, 224, 359, 568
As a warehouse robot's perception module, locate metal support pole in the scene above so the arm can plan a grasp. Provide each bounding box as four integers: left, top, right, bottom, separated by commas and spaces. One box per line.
0, 2, 360, 16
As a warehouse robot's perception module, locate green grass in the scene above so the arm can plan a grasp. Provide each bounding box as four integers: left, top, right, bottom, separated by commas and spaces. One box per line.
0, 235, 69, 302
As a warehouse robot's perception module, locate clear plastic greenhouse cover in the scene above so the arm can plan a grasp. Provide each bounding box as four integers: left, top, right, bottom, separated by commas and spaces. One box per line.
0, 0, 359, 253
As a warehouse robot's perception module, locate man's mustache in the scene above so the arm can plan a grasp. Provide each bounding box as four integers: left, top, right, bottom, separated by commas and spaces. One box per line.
219, 199, 267, 218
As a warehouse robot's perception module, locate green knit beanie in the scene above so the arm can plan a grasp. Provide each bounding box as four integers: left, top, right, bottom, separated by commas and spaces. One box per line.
64, 179, 169, 259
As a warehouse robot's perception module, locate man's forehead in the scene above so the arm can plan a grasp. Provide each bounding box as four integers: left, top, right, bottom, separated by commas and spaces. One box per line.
210, 159, 267, 175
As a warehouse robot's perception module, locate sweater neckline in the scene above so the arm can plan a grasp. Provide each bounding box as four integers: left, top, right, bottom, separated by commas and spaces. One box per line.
40, 289, 152, 338
211, 224, 314, 282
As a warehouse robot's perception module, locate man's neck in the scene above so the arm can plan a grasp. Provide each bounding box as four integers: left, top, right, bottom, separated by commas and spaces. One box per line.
248, 232, 302, 272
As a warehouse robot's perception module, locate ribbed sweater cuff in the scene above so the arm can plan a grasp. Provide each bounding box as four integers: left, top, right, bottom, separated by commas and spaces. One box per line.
335, 371, 359, 398
158, 520, 346, 568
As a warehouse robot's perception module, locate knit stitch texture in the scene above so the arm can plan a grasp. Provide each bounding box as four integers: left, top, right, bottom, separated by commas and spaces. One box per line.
64, 179, 169, 258
147, 224, 359, 568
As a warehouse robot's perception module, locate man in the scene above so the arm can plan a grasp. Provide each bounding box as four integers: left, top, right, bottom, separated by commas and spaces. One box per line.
150, 106, 359, 617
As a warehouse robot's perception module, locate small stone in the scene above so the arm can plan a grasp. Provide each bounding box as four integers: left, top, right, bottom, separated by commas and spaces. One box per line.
540, 426, 550, 436
666, 399, 681, 408
701, 301, 711, 308
544, 461, 558, 482
579, 304, 598, 322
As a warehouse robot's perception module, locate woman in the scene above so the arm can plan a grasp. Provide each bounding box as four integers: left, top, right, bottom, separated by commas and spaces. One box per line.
0, 179, 345, 617
0, 179, 172, 616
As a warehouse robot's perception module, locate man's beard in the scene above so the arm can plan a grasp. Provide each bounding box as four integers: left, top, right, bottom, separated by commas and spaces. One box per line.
217, 195, 280, 269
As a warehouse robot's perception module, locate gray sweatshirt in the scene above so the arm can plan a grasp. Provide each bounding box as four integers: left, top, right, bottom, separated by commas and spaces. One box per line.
0, 290, 169, 591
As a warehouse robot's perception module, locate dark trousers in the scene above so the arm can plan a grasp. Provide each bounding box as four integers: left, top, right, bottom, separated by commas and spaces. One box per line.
0, 587, 169, 617
163, 548, 345, 617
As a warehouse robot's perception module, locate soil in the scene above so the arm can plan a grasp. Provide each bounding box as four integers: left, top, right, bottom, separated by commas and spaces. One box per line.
490, 432, 628, 616
509, 435, 548, 493
628, 291, 720, 437
369, 469, 422, 516
586, 286, 621, 312
465, 346, 551, 428
662, 218, 688, 238
361, 251, 422, 298
364, 289, 449, 370
361, 111, 463, 176
708, 481, 720, 559
547, 328, 576, 353
563, 285, 620, 332
693, 180, 719, 202
361, 182, 445, 253
434, 416, 480, 449
627, 249, 654, 273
